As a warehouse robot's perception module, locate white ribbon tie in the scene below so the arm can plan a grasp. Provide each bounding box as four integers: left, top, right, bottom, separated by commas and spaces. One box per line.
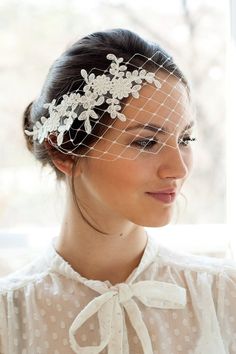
69, 280, 187, 354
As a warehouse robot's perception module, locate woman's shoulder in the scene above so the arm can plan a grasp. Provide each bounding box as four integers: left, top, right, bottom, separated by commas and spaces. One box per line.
155, 243, 236, 317
0, 253, 50, 296
156, 242, 236, 276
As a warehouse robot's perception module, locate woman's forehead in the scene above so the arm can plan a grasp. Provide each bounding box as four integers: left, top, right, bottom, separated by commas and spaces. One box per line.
114, 73, 192, 133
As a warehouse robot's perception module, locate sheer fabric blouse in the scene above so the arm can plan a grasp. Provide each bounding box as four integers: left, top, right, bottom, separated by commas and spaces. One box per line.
0, 234, 236, 354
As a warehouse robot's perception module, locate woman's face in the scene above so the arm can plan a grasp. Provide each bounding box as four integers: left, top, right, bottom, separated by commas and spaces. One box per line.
75, 72, 194, 227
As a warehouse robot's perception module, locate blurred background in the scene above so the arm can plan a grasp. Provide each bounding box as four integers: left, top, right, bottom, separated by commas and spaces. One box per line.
0, 0, 235, 276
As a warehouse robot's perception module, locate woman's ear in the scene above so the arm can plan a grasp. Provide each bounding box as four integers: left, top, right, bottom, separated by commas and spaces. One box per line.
51, 158, 74, 177
44, 139, 82, 177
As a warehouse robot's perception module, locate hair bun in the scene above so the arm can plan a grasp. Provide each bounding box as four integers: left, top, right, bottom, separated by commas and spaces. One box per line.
22, 101, 34, 152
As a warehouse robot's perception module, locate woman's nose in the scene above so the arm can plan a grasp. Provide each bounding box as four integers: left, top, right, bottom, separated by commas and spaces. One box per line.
157, 145, 189, 180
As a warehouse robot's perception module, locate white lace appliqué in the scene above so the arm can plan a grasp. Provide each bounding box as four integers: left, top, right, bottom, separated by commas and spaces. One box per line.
25, 54, 162, 146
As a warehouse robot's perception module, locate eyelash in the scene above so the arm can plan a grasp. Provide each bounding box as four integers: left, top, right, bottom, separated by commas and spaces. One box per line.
131, 136, 196, 150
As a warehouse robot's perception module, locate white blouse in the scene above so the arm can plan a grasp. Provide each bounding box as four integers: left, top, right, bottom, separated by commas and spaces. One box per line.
0, 234, 236, 354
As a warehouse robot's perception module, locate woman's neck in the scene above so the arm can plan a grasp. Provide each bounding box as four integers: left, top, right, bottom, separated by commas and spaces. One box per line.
54, 199, 148, 285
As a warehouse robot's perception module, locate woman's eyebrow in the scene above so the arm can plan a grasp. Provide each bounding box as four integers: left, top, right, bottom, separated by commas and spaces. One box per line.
125, 120, 195, 134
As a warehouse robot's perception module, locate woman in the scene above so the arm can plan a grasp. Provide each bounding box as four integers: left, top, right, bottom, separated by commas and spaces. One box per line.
0, 28, 235, 354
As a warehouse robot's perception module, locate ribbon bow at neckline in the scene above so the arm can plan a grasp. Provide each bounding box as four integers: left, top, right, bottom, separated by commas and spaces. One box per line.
69, 280, 187, 354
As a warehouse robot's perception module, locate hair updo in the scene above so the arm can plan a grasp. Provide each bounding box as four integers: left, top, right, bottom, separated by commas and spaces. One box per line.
22, 28, 189, 232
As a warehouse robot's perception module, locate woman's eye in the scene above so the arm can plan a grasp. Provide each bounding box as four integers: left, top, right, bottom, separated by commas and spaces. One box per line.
131, 138, 157, 150
179, 136, 196, 147
131, 136, 196, 150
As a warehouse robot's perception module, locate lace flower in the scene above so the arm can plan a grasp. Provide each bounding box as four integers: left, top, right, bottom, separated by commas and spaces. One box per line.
91, 75, 112, 95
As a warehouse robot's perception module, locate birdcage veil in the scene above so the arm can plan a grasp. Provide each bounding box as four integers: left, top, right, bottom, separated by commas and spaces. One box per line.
25, 43, 196, 162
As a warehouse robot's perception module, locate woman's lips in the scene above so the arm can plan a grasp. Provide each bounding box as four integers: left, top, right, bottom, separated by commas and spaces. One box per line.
146, 191, 176, 204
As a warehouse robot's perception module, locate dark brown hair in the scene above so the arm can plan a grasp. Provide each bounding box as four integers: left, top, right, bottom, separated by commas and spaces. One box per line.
23, 28, 189, 233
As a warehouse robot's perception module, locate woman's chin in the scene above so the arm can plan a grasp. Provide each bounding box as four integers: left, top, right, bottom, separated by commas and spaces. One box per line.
136, 213, 173, 228
146, 220, 171, 228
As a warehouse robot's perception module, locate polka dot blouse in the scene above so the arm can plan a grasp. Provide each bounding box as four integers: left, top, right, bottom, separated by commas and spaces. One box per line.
0, 234, 236, 354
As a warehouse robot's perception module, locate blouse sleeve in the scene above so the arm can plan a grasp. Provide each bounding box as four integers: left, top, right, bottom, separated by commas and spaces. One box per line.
215, 262, 236, 352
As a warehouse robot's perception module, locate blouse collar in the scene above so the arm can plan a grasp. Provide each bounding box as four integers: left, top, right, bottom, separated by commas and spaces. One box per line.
45, 233, 160, 291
